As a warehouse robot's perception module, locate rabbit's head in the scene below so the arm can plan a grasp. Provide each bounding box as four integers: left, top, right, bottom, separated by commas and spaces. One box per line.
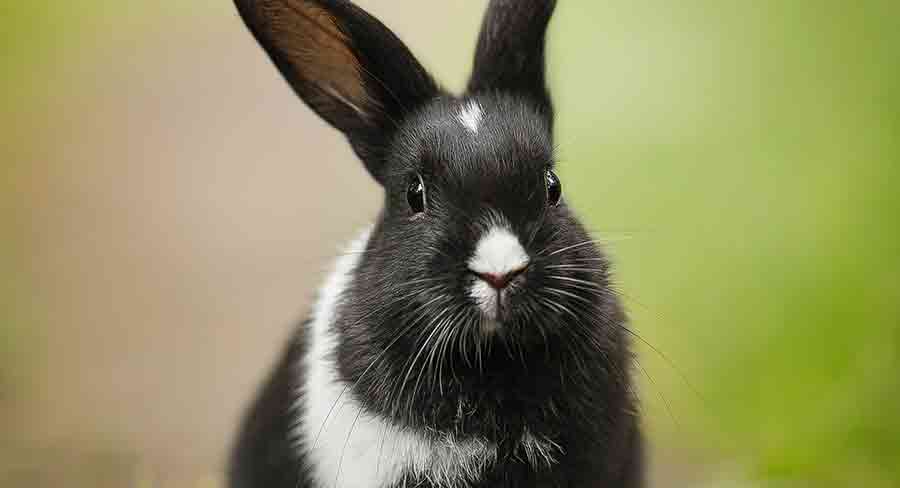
236, 0, 627, 436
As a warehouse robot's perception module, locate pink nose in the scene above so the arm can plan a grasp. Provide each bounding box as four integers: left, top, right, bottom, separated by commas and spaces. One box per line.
475, 266, 527, 290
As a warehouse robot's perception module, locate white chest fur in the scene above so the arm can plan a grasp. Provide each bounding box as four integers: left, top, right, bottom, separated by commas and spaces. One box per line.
293, 229, 498, 488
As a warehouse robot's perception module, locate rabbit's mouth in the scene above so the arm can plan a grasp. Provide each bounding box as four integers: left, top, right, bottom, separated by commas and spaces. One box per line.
468, 269, 528, 326
466, 224, 531, 325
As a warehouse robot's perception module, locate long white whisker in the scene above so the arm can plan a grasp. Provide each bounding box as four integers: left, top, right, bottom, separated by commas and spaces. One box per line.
421, 308, 456, 398
546, 275, 606, 291
399, 302, 457, 412
543, 286, 596, 307
544, 264, 604, 272
334, 402, 364, 487
544, 239, 605, 258
431, 306, 468, 396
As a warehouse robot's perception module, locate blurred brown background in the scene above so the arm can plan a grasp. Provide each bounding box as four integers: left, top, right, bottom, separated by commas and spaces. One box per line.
3, 3, 439, 485
3, 1, 898, 487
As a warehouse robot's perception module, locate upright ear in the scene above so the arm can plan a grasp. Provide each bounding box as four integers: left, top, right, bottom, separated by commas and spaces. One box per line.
234, 0, 440, 184
467, 0, 557, 122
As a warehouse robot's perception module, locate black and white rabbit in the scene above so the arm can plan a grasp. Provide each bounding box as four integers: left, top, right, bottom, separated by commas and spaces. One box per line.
229, 1, 643, 487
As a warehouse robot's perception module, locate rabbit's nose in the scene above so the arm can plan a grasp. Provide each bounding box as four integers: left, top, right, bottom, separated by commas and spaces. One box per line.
467, 225, 530, 290
475, 265, 528, 290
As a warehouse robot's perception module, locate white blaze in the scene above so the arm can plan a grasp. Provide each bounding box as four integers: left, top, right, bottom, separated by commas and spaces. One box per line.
468, 226, 529, 277
457, 101, 484, 134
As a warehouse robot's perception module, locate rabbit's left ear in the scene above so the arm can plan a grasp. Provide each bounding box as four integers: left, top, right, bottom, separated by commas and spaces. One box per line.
467, 0, 557, 123
234, 0, 440, 184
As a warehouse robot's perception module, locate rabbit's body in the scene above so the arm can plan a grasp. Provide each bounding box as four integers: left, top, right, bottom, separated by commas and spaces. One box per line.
230, 1, 644, 487
231, 229, 642, 488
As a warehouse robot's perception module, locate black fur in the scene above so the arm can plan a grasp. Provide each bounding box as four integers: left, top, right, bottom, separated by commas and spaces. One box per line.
229, 329, 309, 488
230, 1, 643, 487
468, 0, 556, 124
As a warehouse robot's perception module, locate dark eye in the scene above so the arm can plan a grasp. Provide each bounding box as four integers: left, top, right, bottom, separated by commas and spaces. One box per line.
407, 173, 426, 214
545, 169, 562, 206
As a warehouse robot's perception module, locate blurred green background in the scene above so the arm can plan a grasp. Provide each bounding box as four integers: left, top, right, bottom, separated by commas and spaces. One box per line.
2, 1, 898, 487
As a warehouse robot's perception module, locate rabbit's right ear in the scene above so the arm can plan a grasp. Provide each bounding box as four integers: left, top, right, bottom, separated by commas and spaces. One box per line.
234, 0, 440, 184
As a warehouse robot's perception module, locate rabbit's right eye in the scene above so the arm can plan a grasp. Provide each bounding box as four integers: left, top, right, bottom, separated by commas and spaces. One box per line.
407, 173, 426, 214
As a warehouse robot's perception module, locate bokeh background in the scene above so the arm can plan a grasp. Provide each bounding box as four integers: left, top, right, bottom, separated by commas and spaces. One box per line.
2, 1, 898, 487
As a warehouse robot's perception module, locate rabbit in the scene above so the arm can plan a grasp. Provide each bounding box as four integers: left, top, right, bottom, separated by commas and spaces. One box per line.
228, 1, 643, 487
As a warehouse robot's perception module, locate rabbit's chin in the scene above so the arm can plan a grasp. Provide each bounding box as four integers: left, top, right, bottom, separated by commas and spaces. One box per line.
469, 287, 520, 334
478, 316, 503, 335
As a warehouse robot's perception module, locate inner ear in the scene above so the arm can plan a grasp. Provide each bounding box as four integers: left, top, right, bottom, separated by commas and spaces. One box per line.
236, 0, 441, 184
255, 1, 374, 121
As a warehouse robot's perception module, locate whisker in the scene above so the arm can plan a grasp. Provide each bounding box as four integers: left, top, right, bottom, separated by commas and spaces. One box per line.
615, 315, 706, 407
543, 239, 606, 258
400, 303, 458, 413
546, 275, 606, 291
544, 264, 604, 272
422, 308, 457, 397
576, 285, 707, 407
543, 286, 596, 307
533, 227, 566, 256
432, 306, 468, 396
634, 358, 681, 432
334, 403, 364, 487
375, 418, 388, 479
558, 257, 607, 263
587, 231, 636, 243
535, 285, 698, 428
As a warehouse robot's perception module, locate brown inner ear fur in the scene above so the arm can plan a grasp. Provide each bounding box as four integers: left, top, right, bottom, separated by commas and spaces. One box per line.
259, 0, 370, 119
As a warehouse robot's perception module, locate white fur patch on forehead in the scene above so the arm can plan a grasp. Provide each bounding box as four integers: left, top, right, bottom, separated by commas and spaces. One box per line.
457, 100, 484, 134
468, 225, 529, 276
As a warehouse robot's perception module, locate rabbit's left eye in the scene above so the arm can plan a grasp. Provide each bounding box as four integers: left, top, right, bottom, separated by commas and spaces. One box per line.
545, 169, 562, 206
407, 173, 426, 214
